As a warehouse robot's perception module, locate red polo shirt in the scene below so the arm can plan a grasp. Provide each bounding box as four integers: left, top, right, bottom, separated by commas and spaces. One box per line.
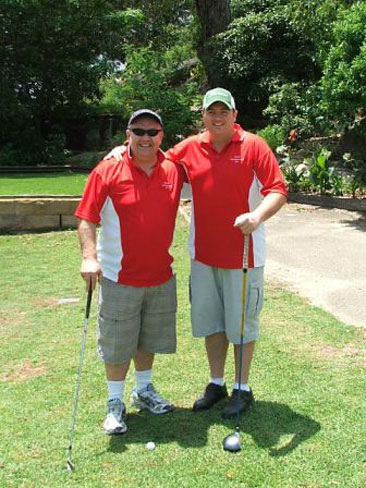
75, 148, 184, 286
166, 124, 287, 269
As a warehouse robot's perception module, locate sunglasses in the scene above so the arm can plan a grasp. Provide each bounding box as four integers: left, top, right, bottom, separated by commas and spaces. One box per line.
128, 127, 162, 137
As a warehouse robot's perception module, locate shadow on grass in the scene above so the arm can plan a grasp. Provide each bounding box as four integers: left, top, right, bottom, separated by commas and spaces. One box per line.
107, 406, 217, 452
242, 401, 321, 457
107, 401, 320, 456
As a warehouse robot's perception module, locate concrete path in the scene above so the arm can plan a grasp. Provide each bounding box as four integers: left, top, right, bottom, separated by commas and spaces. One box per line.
181, 183, 366, 327
265, 203, 366, 327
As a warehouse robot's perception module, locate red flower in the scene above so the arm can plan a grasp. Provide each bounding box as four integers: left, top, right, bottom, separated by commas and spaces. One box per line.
289, 129, 297, 142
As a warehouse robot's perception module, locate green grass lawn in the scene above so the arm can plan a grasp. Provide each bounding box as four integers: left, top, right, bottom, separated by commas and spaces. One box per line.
0, 216, 365, 487
0, 172, 89, 196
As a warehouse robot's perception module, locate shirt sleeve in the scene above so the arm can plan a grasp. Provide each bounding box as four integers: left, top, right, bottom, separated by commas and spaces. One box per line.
74, 168, 109, 224
165, 145, 181, 163
252, 139, 288, 198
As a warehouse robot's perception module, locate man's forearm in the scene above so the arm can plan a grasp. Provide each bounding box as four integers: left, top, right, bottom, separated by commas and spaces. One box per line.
252, 192, 287, 225
234, 192, 287, 234
77, 219, 102, 289
77, 219, 97, 259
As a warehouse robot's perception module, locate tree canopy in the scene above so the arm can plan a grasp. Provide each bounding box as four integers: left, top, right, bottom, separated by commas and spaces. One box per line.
1, 0, 366, 164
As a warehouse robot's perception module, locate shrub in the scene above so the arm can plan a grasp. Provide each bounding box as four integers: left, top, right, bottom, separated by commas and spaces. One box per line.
321, 1, 366, 131
205, 1, 320, 114
264, 82, 328, 140
97, 46, 203, 149
256, 124, 284, 151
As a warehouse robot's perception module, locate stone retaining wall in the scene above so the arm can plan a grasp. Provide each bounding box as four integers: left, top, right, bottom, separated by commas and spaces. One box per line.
0, 197, 81, 232
288, 193, 366, 212
0, 193, 364, 232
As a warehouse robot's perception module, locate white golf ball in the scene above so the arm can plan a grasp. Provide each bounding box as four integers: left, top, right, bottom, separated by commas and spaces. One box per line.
146, 441, 156, 451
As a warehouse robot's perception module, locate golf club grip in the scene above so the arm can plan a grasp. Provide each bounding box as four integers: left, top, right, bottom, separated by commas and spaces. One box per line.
243, 235, 249, 270
240, 235, 250, 332
85, 279, 93, 319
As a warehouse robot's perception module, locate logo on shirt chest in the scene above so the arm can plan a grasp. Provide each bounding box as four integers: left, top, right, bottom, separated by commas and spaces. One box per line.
230, 155, 244, 164
161, 181, 173, 190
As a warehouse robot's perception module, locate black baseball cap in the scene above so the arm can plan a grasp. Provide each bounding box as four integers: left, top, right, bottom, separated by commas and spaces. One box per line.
127, 109, 163, 127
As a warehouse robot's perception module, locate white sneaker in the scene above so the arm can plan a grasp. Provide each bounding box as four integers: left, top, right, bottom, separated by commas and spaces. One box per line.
103, 398, 127, 435
131, 383, 174, 415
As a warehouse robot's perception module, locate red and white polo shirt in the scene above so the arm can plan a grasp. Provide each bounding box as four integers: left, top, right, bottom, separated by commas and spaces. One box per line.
166, 124, 287, 269
75, 148, 184, 286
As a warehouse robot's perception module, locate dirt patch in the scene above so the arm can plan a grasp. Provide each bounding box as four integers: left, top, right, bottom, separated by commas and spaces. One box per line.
290, 342, 366, 367
32, 297, 58, 308
2, 359, 46, 382
0, 311, 25, 328
315, 344, 366, 366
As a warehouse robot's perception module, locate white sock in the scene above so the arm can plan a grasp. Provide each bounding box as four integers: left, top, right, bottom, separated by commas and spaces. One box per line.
210, 377, 225, 387
234, 382, 250, 392
135, 369, 152, 392
107, 380, 125, 402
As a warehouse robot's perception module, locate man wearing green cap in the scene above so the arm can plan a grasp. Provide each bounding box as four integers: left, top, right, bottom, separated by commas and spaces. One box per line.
105, 88, 287, 418
167, 87, 287, 418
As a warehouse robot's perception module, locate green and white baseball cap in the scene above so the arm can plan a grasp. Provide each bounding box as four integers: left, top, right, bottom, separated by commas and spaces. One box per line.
203, 87, 236, 110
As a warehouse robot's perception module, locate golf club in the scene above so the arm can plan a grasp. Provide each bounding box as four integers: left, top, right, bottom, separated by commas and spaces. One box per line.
66, 278, 93, 471
223, 235, 249, 453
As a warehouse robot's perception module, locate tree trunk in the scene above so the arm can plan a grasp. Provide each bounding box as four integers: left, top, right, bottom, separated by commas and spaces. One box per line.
195, 0, 231, 41
194, 0, 231, 87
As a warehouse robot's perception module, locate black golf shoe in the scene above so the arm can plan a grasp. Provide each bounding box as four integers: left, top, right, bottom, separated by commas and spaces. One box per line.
221, 388, 254, 419
193, 383, 228, 411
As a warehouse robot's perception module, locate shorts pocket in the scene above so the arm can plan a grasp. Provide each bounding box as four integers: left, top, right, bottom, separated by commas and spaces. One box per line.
147, 276, 177, 314
98, 279, 141, 320
247, 286, 264, 319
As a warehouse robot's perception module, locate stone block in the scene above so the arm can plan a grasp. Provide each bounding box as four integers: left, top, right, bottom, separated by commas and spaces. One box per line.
61, 215, 78, 229
0, 215, 24, 231
11, 198, 80, 216
0, 200, 16, 215
22, 215, 60, 230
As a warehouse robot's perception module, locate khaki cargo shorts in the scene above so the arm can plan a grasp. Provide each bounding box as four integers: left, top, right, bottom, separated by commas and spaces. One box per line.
97, 275, 177, 363
190, 260, 264, 344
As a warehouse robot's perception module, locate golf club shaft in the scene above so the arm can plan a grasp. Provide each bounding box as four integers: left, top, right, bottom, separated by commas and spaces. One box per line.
67, 279, 93, 465
236, 235, 249, 429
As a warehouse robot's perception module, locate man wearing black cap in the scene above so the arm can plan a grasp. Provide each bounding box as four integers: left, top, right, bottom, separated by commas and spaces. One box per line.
75, 109, 185, 434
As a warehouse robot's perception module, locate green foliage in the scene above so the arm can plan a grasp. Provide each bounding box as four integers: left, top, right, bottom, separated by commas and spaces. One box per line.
231, 0, 285, 17
256, 124, 284, 151
286, 0, 345, 59
282, 165, 310, 193
97, 46, 203, 149
264, 82, 327, 139
122, 0, 194, 49
263, 0, 364, 141
202, 0, 356, 136
0, 1, 144, 165
277, 146, 311, 193
321, 1, 366, 130
206, 0, 320, 112
279, 146, 361, 196
306, 149, 336, 194
343, 152, 366, 197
